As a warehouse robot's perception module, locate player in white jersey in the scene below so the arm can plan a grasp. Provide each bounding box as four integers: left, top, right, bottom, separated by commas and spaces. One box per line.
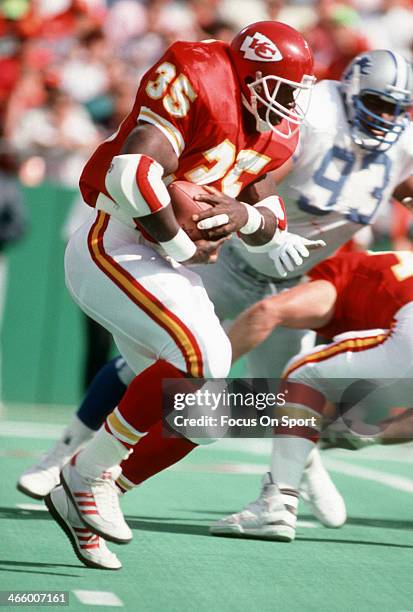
190, 49, 413, 531
200, 50, 413, 539
196, 49, 413, 380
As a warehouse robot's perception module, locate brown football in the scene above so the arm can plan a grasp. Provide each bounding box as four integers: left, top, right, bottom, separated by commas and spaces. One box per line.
168, 181, 212, 241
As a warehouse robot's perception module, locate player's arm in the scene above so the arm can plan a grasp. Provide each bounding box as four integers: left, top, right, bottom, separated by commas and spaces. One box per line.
193, 172, 283, 244
239, 166, 326, 277
393, 175, 413, 212
377, 409, 413, 445
193, 172, 325, 275
272, 157, 294, 184
191, 127, 297, 244
322, 407, 413, 451
229, 279, 336, 363
104, 123, 223, 264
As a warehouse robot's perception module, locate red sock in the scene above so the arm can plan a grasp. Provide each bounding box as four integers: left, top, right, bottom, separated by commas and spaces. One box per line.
106, 360, 185, 444
117, 420, 197, 491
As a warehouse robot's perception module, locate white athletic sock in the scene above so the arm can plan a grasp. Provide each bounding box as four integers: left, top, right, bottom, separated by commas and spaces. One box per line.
62, 415, 94, 448
46, 415, 94, 466
75, 426, 131, 480
271, 436, 315, 490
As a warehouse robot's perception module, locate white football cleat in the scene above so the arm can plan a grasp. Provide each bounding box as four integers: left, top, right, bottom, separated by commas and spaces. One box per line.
45, 486, 122, 570
299, 447, 347, 528
18, 461, 61, 500
60, 462, 132, 545
210, 473, 297, 541
17, 418, 93, 499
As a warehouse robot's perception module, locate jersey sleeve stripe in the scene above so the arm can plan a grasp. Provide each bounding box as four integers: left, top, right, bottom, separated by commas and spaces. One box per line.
138, 106, 185, 157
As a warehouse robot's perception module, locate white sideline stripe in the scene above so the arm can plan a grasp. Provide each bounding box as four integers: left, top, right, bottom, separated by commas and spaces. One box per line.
16, 503, 47, 511
297, 520, 318, 528
172, 461, 265, 474
204, 439, 271, 455
183, 453, 413, 495
337, 443, 413, 463
73, 591, 123, 607
324, 458, 413, 494
175, 457, 413, 494
206, 438, 413, 464
4, 420, 412, 462
0, 421, 64, 439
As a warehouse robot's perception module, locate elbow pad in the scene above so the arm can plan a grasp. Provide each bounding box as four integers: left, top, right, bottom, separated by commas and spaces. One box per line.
105, 154, 170, 218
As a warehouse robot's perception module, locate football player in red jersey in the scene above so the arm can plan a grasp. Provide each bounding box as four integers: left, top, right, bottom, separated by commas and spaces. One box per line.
47, 21, 322, 560
212, 250, 413, 540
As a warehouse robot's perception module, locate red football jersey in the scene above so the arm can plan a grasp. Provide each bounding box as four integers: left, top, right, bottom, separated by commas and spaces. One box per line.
308, 251, 413, 339
80, 40, 298, 208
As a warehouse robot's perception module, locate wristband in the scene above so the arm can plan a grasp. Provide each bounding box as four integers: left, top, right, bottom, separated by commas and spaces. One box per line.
256, 195, 287, 231
243, 228, 284, 253
159, 228, 197, 262
239, 203, 264, 235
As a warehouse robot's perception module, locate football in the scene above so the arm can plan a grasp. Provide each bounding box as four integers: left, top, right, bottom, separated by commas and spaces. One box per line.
168, 181, 212, 241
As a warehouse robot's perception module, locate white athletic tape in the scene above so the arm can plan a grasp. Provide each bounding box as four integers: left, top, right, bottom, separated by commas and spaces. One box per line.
197, 214, 230, 230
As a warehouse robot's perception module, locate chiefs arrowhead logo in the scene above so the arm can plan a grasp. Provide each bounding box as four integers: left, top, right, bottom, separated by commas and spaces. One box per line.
240, 32, 283, 62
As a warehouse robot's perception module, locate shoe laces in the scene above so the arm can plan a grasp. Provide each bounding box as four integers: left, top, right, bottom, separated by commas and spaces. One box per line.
242, 488, 271, 516
88, 472, 122, 521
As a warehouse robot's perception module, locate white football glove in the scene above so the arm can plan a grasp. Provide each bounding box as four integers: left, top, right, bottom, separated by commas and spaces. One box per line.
269, 232, 326, 278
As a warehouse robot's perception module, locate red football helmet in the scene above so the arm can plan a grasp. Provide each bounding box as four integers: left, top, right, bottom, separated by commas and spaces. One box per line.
228, 21, 315, 138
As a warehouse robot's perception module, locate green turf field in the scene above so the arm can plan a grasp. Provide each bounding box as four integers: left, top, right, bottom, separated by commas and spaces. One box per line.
1, 403, 413, 611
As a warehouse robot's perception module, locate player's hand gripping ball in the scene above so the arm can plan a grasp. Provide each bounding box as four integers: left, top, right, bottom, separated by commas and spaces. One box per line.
168, 181, 213, 241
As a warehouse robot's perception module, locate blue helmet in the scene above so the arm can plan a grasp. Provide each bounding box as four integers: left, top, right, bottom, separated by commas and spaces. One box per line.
341, 50, 413, 151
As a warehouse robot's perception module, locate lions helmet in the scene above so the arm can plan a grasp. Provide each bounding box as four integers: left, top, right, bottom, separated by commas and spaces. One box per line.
228, 21, 315, 138
341, 50, 413, 151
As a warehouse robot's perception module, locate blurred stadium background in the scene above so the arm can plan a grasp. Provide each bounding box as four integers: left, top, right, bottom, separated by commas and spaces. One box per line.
1, 1, 413, 610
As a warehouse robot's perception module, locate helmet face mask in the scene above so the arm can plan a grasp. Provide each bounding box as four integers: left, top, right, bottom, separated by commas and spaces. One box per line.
354, 92, 408, 149
341, 50, 413, 152
245, 71, 315, 138
228, 21, 315, 138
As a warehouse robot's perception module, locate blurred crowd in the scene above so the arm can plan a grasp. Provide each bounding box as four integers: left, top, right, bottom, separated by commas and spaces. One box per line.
1, 0, 413, 189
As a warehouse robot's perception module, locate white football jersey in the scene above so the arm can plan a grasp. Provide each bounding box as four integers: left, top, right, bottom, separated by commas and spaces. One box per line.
233, 80, 413, 279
